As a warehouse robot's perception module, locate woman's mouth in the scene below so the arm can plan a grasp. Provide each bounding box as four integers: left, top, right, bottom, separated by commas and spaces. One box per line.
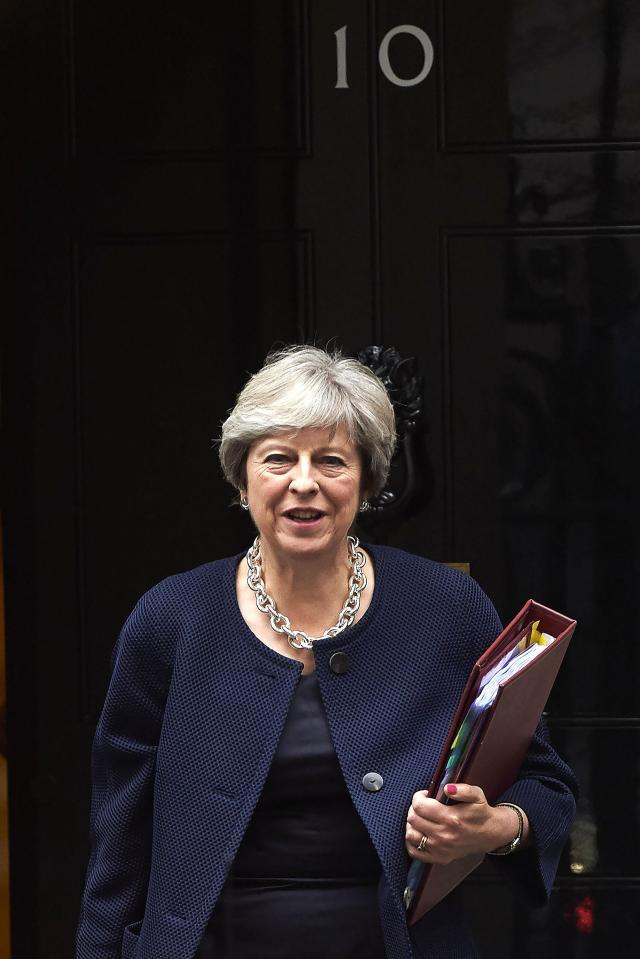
283, 509, 325, 526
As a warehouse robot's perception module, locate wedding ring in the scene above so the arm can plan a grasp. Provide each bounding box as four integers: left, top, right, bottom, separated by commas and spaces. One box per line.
417, 834, 430, 851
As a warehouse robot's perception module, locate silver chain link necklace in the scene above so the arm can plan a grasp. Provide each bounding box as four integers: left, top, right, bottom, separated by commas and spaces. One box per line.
245, 535, 367, 650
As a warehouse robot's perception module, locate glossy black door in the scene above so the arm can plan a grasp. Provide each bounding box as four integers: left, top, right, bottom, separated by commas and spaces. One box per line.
3, 1, 639, 956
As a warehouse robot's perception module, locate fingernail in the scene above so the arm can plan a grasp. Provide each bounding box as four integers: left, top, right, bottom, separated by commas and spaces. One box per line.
445, 784, 457, 796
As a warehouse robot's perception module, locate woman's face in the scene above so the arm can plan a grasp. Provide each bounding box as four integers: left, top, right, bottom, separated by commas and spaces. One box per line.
243, 425, 364, 562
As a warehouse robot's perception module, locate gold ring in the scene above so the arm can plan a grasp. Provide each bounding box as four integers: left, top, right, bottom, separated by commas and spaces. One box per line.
417, 834, 429, 851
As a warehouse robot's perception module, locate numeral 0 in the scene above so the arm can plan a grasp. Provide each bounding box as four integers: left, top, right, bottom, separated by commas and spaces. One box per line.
334, 24, 434, 89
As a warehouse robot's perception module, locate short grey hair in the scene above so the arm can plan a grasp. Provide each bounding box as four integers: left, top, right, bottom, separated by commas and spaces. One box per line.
219, 345, 396, 496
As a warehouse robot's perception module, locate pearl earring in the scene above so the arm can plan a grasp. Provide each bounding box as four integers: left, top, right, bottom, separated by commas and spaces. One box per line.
240, 494, 250, 511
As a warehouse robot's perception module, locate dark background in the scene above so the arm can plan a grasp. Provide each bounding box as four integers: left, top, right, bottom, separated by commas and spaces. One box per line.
2, 0, 639, 955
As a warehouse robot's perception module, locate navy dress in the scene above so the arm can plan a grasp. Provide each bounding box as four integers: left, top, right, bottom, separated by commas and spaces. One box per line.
197, 671, 387, 958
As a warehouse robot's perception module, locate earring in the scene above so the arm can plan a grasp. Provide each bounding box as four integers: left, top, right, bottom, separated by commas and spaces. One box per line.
359, 500, 371, 512
240, 494, 250, 511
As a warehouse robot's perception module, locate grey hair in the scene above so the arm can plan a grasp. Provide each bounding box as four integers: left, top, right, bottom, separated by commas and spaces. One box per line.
219, 345, 396, 497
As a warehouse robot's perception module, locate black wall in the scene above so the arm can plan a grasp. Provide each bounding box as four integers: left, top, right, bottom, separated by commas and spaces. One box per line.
2, 1, 639, 955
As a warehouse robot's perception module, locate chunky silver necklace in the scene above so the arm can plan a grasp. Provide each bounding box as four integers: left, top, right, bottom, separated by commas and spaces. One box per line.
245, 535, 367, 650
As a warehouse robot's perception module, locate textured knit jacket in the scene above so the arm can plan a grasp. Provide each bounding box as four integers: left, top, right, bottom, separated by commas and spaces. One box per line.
76, 544, 578, 959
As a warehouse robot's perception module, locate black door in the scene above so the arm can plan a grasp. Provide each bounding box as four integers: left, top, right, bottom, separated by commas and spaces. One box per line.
3, 1, 639, 955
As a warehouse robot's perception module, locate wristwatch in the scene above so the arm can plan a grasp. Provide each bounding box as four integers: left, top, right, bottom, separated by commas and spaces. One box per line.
487, 802, 525, 856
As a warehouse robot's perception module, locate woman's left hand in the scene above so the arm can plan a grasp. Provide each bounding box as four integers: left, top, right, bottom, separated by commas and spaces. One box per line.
405, 783, 526, 864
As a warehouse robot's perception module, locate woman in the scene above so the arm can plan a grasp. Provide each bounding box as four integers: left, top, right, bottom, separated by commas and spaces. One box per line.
76, 346, 577, 959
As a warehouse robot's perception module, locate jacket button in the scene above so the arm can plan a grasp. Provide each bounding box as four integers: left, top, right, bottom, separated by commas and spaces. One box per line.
329, 651, 349, 674
362, 772, 384, 792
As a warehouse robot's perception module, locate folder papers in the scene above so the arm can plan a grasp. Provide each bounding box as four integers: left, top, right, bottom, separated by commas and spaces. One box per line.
436, 621, 554, 796
404, 599, 576, 925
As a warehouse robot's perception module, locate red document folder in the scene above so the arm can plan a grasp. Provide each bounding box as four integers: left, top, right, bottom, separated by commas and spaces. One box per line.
406, 599, 576, 925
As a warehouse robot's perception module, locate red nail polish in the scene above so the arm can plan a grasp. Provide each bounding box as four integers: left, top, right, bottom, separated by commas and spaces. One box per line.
445, 783, 457, 796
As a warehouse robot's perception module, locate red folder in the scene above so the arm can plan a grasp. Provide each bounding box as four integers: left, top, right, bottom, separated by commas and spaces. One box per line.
406, 599, 576, 925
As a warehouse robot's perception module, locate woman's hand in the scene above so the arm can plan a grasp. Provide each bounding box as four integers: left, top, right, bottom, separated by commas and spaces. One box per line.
405, 783, 529, 864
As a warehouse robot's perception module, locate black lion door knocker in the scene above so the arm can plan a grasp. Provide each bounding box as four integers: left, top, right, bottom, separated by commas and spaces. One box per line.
355, 346, 433, 540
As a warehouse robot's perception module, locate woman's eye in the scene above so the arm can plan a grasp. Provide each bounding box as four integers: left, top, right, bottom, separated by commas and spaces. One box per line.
265, 453, 289, 463
322, 456, 345, 467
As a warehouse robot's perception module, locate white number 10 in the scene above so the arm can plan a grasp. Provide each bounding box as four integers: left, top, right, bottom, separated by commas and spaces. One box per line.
334, 24, 434, 89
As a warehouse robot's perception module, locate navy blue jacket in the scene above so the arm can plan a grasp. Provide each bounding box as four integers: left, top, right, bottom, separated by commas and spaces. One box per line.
76, 545, 577, 959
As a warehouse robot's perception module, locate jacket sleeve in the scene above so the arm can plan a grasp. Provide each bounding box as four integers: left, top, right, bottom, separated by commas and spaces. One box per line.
75, 588, 175, 959
494, 714, 578, 903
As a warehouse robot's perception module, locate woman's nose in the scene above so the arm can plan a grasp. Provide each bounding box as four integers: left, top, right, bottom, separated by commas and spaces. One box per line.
289, 462, 319, 494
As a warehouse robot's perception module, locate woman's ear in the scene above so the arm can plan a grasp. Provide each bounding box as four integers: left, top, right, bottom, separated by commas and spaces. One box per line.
359, 471, 372, 504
